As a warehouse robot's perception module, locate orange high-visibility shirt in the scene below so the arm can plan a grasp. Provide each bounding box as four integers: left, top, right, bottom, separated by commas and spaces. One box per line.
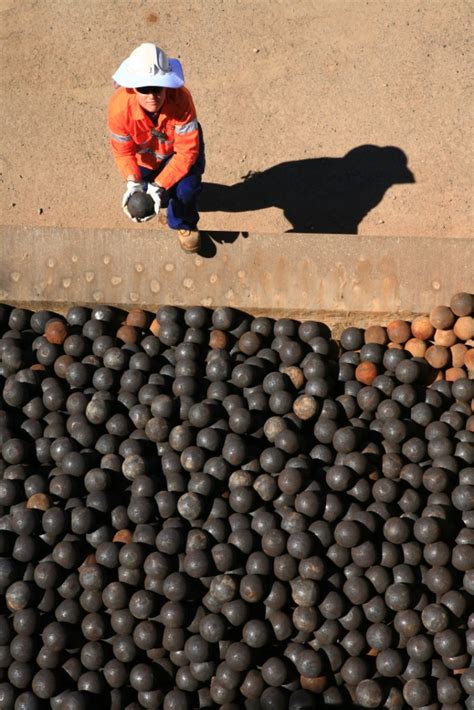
107, 87, 200, 191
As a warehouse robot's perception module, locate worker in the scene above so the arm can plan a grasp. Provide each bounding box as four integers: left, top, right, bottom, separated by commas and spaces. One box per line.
108, 43, 204, 253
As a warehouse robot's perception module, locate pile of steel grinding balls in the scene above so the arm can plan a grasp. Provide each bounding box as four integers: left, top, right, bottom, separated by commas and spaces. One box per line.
0, 293, 473, 710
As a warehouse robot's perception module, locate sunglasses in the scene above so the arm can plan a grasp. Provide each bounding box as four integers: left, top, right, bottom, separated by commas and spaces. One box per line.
136, 86, 165, 95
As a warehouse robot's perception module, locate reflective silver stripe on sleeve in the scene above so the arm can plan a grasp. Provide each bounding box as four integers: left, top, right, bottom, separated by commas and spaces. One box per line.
175, 119, 198, 135
110, 131, 132, 143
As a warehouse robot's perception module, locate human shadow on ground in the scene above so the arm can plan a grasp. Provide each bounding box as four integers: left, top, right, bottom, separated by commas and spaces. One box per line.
198, 230, 249, 258
198, 144, 415, 235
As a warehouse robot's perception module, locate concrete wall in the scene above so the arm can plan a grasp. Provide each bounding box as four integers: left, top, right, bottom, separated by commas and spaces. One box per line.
1, 226, 472, 327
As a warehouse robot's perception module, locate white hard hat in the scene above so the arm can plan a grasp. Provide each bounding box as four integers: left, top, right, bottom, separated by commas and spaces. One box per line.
112, 43, 184, 89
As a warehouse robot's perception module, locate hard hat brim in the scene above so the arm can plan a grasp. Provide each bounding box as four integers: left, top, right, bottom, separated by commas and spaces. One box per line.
112, 57, 184, 89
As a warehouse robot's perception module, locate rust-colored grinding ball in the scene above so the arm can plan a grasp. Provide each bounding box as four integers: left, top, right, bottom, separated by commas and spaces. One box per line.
264, 419, 287, 446
209, 330, 229, 349
404, 338, 427, 358
425, 344, 450, 370
149, 318, 160, 336
429, 305, 456, 330
113, 529, 133, 544
280, 366, 305, 390
355, 361, 378, 385
450, 291, 473, 317
45, 319, 68, 345
464, 348, 474, 372
411, 315, 435, 341
386, 320, 411, 344
453, 316, 474, 342
387, 341, 403, 350
364, 325, 388, 345
116, 325, 139, 344
445, 367, 466, 382
434, 329, 457, 347
126, 309, 149, 329
451, 343, 467, 368
127, 191, 155, 220
293, 395, 318, 420
26, 493, 51, 511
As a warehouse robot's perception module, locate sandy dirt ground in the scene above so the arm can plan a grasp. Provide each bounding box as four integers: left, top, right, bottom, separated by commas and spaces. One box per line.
0, 0, 472, 239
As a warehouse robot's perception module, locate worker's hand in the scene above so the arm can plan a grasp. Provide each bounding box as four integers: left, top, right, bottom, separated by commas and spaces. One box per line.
121, 179, 145, 209
146, 183, 168, 214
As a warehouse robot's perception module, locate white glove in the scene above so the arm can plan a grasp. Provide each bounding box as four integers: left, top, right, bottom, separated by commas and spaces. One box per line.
122, 179, 145, 208
146, 183, 165, 215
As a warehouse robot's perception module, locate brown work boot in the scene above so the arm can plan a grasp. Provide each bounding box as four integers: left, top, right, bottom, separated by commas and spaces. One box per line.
178, 229, 201, 253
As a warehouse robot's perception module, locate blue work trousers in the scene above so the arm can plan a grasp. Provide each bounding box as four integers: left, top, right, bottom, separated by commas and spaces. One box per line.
139, 124, 205, 231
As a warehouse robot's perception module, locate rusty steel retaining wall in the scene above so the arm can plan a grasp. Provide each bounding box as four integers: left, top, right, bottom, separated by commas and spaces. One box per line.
1, 226, 472, 327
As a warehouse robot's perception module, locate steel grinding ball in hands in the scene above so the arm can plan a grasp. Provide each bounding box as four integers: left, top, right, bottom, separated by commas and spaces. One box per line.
126, 191, 156, 221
